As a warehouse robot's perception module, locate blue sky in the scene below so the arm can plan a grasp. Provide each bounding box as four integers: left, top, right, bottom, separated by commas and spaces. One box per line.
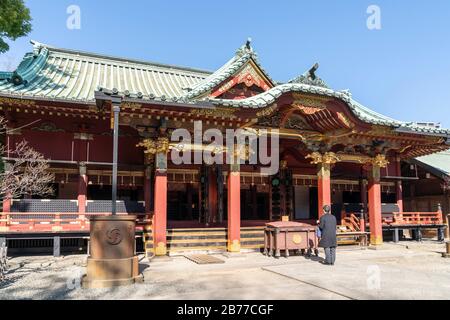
1, 0, 450, 127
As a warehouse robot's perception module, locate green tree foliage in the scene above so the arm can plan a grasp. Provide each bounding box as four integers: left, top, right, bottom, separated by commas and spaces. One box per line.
0, 0, 32, 53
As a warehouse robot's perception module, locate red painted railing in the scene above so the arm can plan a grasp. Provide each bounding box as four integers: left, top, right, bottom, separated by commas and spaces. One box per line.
340, 213, 361, 232
0, 212, 151, 233
342, 210, 444, 228
382, 211, 443, 226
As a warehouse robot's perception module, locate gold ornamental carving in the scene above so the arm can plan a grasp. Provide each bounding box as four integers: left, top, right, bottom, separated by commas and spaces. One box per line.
233, 144, 255, 161
256, 104, 277, 117
137, 137, 170, 155
190, 108, 236, 118
121, 102, 142, 110
369, 125, 396, 136
335, 153, 370, 164
292, 94, 331, 115
0, 97, 36, 107
306, 152, 340, 165
370, 154, 389, 168
292, 234, 302, 244
306, 152, 389, 169
295, 105, 325, 115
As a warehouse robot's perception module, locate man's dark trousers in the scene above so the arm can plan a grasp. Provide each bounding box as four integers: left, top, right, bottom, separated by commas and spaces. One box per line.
324, 246, 336, 265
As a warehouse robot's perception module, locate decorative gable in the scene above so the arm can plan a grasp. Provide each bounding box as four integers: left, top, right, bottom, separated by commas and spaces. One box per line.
211, 60, 273, 99
182, 39, 275, 101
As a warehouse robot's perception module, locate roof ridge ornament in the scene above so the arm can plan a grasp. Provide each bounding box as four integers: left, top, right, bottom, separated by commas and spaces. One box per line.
236, 37, 254, 57
246, 37, 252, 50
289, 63, 330, 89
308, 63, 319, 80
0, 40, 49, 86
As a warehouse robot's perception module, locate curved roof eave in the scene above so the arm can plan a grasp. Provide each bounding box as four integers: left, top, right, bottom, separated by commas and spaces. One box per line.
208, 82, 450, 137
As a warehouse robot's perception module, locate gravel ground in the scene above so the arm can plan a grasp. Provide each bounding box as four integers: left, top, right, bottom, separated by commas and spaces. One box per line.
0, 241, 449, 300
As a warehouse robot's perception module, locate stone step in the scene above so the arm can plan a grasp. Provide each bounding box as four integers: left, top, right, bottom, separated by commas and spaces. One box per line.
143, 227, 265, 254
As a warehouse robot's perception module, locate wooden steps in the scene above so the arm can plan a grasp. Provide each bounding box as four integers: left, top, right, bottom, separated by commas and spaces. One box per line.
143, 226, 265, 257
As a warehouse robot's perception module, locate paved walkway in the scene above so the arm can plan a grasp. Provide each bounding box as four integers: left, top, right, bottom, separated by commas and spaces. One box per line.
0, 241, 449, 300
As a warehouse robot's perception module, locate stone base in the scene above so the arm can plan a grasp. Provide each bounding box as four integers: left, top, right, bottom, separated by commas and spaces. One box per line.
227, 240, 241, 253
82, 255, 140, 289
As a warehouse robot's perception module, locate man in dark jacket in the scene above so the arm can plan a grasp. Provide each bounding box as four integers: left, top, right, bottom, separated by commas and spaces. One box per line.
318, 205, 337, 265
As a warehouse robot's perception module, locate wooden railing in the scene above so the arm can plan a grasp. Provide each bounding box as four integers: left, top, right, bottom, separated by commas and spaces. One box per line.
0, 212, 151, 233
340, 213, 361, 232
382, 211, 443, 226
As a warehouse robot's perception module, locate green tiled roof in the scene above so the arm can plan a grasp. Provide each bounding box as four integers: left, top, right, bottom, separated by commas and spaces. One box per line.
0, 41, 211, 102
415, 151, 450, 177
1, 40, 450, 138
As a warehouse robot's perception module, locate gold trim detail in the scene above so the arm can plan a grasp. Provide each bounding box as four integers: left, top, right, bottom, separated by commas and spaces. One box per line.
370, 154, 389, 168
190, 108, 236, 118
121, 102, 142, 110
296, 105, 325, 115
292, 234, 302, 244
306, 152, 340, 165
0, 97, 36, 107
137, 137, 170, 154
256, 104, 277, 117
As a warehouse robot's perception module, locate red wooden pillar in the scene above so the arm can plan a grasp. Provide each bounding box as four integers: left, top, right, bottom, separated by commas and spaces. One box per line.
78, 164, 88, 216
153, 145, 168, 256
227, 163, 241, 253
368, 164, 383, 245
2, 195, 11, 213
395, 157, 404, 212
317, 163, 332, 218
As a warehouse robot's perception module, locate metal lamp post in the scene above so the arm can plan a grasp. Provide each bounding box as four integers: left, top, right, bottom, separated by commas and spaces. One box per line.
83, 91, 141, 288
111, 102, 120, 215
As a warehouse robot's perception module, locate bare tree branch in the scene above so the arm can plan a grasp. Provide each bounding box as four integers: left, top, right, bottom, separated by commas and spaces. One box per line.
0, 116, 54, 200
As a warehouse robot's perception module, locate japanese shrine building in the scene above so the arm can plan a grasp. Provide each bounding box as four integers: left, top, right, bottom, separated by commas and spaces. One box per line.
0, 40, 449, 256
